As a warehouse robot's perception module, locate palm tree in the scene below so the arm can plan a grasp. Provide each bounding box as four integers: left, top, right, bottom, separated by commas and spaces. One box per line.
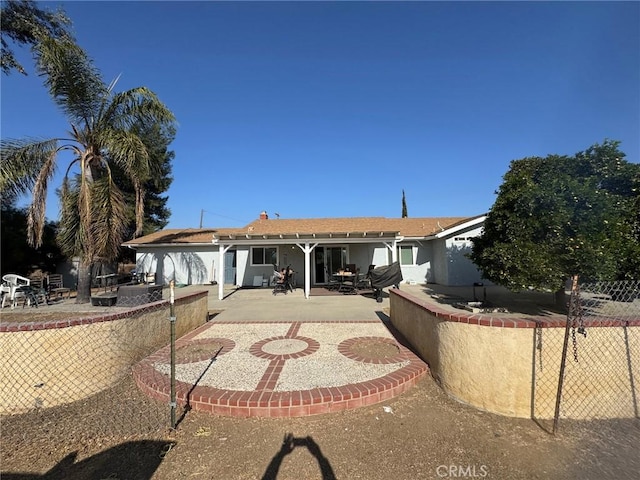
0, 36, 176, 302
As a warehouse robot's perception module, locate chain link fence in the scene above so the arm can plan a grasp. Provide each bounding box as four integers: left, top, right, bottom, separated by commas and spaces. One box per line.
0, 287, 209, 454
532, 279, 640, 433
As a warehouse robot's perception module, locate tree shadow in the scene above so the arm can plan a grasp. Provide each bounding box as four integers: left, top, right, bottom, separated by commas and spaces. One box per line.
446, 243, 484, 286
137, 251, 208, 285
375, 310, 427, 360
1, 440, 174, 480
261, 433, 336, 480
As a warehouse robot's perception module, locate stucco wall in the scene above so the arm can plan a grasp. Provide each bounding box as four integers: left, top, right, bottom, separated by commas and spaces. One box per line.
390, 289, 640, 419
431, 239, 448, 285
371, 245, 389, 270
0, 291, 208, 414
136, 247, 216, 285
443, 225, 487, 286
237, 245, 306, 287
348, 244, 374, 275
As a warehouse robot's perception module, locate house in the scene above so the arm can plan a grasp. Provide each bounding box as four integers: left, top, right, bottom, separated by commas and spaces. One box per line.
123, 212, 488, 300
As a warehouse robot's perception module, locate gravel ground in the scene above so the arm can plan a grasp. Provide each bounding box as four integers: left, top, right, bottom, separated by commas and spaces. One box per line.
152, 322, 411, 391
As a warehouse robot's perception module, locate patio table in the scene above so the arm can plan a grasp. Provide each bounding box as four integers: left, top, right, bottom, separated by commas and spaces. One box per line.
333, 272, 357, 294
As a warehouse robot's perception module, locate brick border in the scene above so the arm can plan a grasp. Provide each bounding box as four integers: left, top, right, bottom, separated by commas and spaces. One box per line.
250, 336, 320, 361
0, 291, 207, 332
132, 321, 428, 418
391, 289, 640, 329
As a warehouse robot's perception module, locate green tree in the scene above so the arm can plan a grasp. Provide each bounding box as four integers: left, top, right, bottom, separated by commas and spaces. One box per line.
402, 189, 408, 218
470, 140, 640, 302
1, 200, 65, 277
1, 0, 72, 75
0, 35, 176, 303
112, 122, 175, 238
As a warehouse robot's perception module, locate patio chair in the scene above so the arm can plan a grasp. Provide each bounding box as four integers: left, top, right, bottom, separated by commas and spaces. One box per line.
325, 267, 340, 291
27, 275, 49, 305
272, 268, 288, 295
1, 274, 31, 309
0, 282, 11, 308
285, 266, 295, 292
356, 265, 375, 290
48, 273, 71, 300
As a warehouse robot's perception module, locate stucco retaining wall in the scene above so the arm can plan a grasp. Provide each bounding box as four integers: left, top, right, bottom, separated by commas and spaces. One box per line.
0, 291, 208, 414
389, 289, 640, 419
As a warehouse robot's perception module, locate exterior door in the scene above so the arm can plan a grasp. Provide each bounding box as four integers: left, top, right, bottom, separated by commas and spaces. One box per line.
224, 251, 236, 285
314, 246, 347, 284
314, 248, 326, 284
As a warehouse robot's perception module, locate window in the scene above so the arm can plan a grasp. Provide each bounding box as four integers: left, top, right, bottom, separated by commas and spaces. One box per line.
398, 245, 414, 265
251, 247, 278, 266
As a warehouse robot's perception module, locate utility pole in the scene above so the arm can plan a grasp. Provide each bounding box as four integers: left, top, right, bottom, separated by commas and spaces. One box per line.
199, 209, 204, 228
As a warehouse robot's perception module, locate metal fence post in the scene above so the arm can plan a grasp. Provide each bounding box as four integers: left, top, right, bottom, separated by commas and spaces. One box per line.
169, 280, 177, 429
553, 275, 578, 434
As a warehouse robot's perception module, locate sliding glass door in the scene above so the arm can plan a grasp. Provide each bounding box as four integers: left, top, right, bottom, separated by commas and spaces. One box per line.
314, 246, 347, 284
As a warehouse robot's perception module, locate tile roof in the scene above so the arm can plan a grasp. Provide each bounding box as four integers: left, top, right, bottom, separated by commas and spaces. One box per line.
241, 217, 473, 237
123, 215, 484, 246
123, 228, 226, 245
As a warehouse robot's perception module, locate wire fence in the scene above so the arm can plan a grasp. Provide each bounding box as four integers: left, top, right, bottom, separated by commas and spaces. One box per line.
0, 286, 209, 453
2, 278, 637, 451
532, 279, 640, 433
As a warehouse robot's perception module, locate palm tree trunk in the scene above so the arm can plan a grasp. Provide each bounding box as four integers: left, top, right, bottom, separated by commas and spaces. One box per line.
76, 260, 92, 303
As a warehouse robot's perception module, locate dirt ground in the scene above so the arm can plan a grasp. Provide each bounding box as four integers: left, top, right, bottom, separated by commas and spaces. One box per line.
2, 367, 639, 480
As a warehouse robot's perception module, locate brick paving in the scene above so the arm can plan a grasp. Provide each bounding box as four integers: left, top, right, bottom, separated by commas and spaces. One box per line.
133, 316, 427, 418
132, 282, 573, 419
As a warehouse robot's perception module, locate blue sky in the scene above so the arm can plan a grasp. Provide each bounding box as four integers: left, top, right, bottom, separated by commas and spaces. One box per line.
2, 1, 639, 229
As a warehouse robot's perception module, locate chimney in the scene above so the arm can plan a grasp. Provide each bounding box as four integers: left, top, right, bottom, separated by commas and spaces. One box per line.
259, 211, 268, 220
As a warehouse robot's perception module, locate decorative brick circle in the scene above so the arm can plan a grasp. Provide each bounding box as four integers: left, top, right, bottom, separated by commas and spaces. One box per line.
133, 320, 429, 418
338, 337, 405, 364
250, 335, 320, 360
172, 338, 235, 364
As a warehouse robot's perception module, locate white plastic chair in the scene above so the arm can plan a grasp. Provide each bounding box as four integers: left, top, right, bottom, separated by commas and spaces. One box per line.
0, 283, 11, 307
1, 274, 31, 309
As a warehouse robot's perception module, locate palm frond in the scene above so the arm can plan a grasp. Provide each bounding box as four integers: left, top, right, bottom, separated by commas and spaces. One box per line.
101, 129, 149, 173
63, 158, 127, 264
101, 86, 176, 132
0, 137, 59, 199
34, 36, 107, 129
57, 175, 84, 257
1, 0, 73, 75
26, 146, 58, 247
103, 130, 156, 237
88, 176, 128, 262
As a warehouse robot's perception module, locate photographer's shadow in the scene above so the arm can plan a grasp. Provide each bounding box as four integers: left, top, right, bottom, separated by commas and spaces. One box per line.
262, 433, 336, 480
2, 440, 173, 480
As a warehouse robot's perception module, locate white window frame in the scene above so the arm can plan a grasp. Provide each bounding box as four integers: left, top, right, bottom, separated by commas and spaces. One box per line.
398, 244, 416, 266
250, 246, 279, 266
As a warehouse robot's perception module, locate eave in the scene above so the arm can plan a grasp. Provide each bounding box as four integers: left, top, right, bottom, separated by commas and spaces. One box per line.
212, 231, 401, 245
434, 215, 487, 239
